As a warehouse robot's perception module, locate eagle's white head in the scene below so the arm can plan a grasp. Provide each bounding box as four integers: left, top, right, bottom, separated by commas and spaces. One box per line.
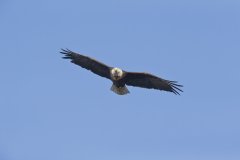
110, 67, 123, 80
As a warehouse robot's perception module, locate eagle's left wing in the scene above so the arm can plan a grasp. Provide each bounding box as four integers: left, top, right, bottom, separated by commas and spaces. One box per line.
124, 72, 183, 95
60, 49, 111, 79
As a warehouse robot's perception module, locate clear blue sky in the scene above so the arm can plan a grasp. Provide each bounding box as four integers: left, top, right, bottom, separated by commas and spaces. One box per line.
0, 0, 240, 160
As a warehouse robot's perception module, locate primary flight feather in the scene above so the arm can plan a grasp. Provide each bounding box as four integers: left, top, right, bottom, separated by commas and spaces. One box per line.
60, 49, 183, 95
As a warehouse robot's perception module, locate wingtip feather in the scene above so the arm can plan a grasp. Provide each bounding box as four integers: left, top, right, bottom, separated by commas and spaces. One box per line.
60, 48, 73, 59
167, 80, 183, 95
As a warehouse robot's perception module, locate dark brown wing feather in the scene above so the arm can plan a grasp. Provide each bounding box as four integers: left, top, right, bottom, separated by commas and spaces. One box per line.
124, 72, 183, 95
60, 49, 111, 79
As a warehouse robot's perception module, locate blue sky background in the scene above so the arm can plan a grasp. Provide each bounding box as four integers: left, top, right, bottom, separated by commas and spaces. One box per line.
0, 0, 240, 160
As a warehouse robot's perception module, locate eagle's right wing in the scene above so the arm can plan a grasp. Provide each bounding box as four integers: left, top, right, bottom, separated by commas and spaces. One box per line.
124, 72, 183, 95
60, 49, 111, 79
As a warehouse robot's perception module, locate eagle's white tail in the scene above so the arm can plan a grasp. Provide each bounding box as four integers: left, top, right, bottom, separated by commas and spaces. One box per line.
111, 84, 130, 95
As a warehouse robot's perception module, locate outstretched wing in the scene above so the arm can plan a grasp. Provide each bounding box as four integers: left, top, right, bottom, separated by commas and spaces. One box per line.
60, 49, 111, 79
124, 72, 183, 95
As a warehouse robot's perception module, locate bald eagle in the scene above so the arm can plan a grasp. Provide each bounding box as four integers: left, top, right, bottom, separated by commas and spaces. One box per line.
60, 49, 183, 95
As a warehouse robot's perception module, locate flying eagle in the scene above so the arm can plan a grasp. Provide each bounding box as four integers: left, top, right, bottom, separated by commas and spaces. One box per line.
60, 49, 183, 95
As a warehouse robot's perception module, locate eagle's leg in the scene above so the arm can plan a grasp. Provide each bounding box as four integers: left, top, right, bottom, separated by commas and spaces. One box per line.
110, 84, 130, 95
